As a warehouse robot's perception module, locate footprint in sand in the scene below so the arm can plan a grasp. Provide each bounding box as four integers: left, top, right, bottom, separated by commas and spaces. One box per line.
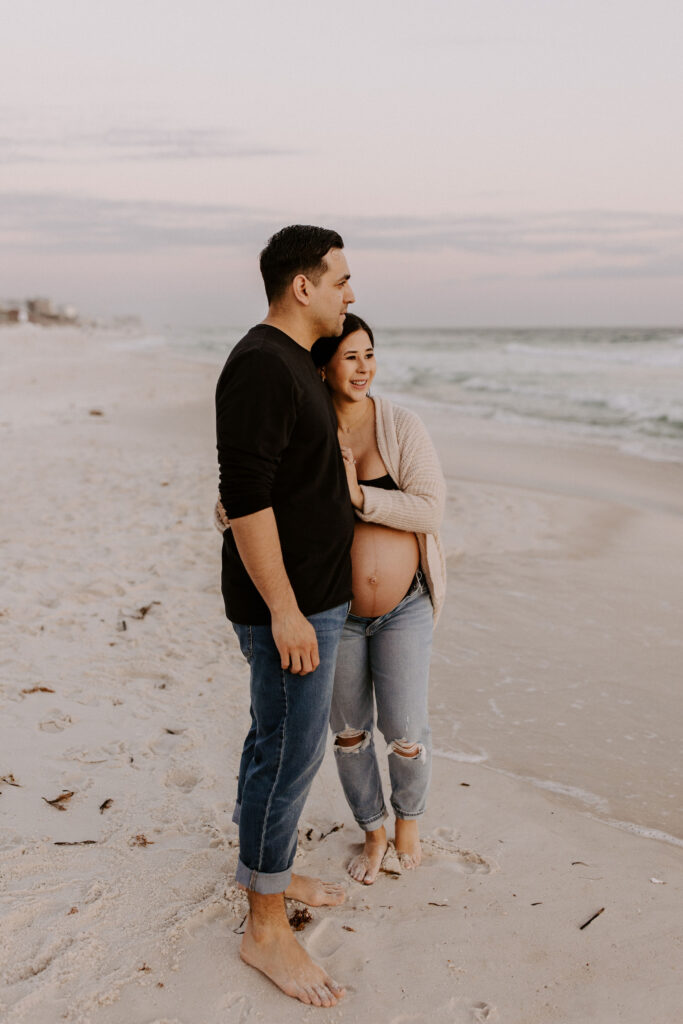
470, 1002, 497, 1022
38, 712, 73, 733
430, 826, 459, 843
304, 918, 346, 959
222, 994, 252, 1023
423, 829, 496, 875
164, 766, 201, 792
438, 998, 498, 1023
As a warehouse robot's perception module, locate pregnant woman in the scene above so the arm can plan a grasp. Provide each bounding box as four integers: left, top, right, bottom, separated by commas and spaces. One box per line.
311, 314, 446, 885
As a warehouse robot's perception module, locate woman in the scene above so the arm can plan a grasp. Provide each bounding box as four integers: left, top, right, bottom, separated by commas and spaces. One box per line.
311, 314, 446, 885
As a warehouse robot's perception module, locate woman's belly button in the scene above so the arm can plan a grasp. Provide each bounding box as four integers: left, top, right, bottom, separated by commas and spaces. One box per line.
350, 523, 419, 618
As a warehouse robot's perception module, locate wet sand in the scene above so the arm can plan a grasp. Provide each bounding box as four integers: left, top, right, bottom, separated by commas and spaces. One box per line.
420, 407, 683, 844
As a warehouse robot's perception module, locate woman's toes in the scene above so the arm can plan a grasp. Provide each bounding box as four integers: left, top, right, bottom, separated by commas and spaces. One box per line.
397, 852, 418, 869
347, 854, 367, 881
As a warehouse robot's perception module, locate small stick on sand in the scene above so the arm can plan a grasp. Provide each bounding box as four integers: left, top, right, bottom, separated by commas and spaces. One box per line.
319, 823, 343, 840
580, 907, 605, 930
54, 840, 97, 845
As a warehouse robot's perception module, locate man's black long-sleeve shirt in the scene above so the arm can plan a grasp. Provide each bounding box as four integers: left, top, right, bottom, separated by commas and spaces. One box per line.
216, 324, 354, 625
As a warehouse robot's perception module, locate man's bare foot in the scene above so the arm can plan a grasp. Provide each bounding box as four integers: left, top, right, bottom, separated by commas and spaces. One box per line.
347, 826, 387, 885
241, 907, 345, 1007
394, 818, 422, 869
284, 873, 346, 907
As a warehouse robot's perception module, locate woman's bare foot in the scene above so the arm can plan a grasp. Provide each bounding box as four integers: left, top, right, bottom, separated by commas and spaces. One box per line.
241, 894, 345, 1007
284, 873, 346, 907
394, 818, 422, 869
347, 826, 387, 885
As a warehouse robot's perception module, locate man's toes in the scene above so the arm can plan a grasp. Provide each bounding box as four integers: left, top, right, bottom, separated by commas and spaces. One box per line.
303, 984, 324, 1007
324, 883, 346, 903
288, 983, 312, 1005
315, 983, 336, 1006
327, 977, 346, 997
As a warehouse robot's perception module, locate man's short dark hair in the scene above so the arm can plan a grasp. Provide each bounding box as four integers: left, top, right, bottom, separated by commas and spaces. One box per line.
260, 225, 344, 304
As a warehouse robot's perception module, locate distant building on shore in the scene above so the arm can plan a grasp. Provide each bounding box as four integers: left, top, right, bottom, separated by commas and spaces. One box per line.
27, 297, 80, 325
0, 301, 23, 324
0, 297, 80, 326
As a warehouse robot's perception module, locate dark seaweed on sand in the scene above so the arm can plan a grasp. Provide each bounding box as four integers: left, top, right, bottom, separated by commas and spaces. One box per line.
42, 791, 74, 810
288, 908, 313, 931
130, 833, 154, 846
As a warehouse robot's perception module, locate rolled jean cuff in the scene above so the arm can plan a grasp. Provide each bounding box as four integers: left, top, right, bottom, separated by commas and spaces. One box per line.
232, 801, 241, 826
235, 857, 292, 894
356, 807, 389, 832
391, 803, 426, 820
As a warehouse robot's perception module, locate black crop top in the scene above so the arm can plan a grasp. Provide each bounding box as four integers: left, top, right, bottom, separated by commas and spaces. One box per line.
358, 473, 399, 490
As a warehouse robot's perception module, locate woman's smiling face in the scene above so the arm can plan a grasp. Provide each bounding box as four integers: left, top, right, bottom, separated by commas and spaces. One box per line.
324, 329, 376, 402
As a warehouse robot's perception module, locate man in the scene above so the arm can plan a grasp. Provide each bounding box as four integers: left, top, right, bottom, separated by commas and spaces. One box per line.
216, 225, 356, 1007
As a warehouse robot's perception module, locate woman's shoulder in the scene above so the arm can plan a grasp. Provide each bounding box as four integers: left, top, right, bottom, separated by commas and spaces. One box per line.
375, 395, 429, 440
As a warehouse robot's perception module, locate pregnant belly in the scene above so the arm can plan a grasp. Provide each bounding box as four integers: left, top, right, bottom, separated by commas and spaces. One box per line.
350, 521, 420, 618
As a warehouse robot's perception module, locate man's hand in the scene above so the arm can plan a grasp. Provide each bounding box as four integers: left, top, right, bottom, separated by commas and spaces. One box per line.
271, 608, 320, 675
229, 508, 321, 675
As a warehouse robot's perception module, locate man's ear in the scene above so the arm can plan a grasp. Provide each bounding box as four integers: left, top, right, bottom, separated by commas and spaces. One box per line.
291, 273, 310, 306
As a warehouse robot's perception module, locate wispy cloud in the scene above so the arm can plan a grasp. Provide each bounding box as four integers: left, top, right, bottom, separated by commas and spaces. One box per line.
0, 192, 272, 252
1, 192, 681, 279
0, 126, 297, 164
338, 209, 683, 259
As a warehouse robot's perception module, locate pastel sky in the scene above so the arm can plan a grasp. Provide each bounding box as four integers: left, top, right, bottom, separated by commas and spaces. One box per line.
1, 0, 682, 326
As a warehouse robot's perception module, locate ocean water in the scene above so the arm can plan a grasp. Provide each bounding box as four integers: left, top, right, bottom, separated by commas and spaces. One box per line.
159, 324, 683, 463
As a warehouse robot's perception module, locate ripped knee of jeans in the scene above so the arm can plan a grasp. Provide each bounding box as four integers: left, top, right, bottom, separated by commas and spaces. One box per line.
387, 738, 426, 763
334, 727, 370, 754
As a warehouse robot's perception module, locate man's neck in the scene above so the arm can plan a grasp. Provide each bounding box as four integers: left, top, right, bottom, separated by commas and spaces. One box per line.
262, 311, 316, 352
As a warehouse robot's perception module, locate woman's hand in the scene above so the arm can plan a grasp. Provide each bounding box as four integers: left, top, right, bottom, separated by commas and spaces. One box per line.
340, 445, 364, 510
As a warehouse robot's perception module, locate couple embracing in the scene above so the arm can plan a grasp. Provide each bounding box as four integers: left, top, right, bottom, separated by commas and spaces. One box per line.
215, 225, 446, 1007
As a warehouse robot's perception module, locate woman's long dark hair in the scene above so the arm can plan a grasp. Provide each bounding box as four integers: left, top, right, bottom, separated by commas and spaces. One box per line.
311, 313, 374, 369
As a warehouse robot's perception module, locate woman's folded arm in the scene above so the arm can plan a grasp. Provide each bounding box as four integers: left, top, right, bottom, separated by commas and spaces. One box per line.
355, 413, 445, 534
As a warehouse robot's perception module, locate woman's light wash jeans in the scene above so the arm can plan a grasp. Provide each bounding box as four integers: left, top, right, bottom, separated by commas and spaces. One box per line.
232, 601, 348, 893
329, 575, 433, 831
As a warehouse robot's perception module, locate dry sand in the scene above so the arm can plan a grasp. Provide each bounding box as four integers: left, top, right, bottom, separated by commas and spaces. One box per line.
1, 325, 682, 1024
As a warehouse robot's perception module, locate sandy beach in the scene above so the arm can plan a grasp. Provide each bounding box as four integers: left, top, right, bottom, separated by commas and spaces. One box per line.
1, 325, 682, 1024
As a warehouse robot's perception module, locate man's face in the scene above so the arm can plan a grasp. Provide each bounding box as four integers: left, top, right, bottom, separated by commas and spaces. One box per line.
306, 248, 355, 337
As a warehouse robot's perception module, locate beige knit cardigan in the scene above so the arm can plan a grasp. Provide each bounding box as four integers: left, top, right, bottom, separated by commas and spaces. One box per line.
357, 396, 446, 624
214, 394, 447, 624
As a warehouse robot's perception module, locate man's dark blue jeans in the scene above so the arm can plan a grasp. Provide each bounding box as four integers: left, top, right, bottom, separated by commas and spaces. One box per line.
231, 601, 348, 894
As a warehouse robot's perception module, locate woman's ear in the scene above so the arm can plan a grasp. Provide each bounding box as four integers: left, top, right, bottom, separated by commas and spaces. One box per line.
319, 367, 326, 382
